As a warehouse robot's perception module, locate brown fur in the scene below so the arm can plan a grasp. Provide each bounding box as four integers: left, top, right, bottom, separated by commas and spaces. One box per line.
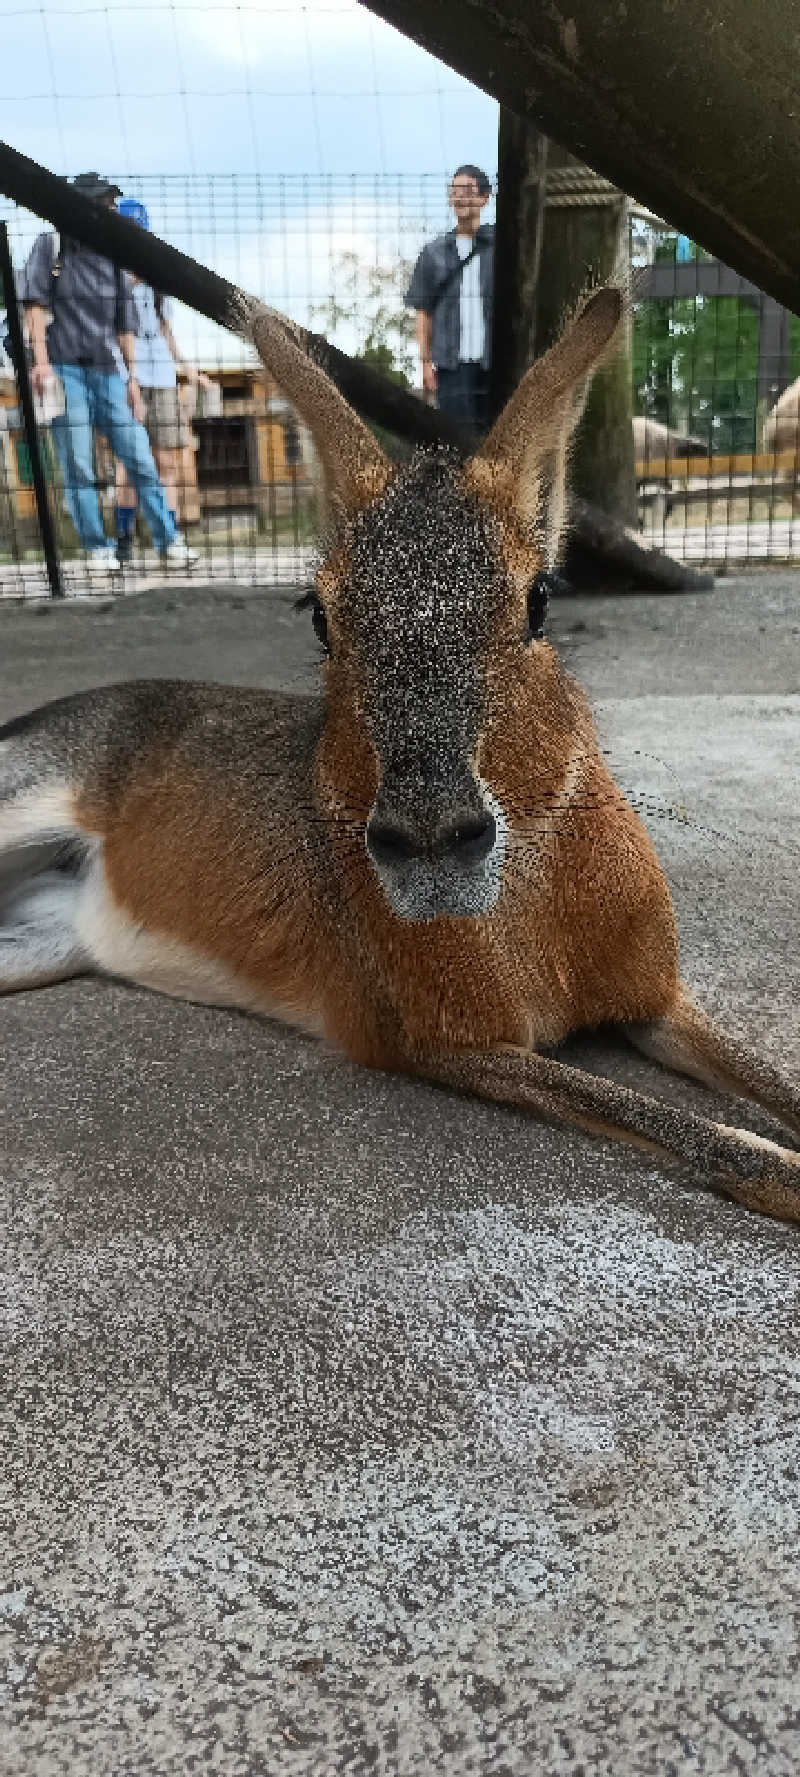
3, 289, 798, 1223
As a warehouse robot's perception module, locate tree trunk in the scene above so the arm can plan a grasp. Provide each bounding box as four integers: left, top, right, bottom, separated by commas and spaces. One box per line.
493, 115, 636, 526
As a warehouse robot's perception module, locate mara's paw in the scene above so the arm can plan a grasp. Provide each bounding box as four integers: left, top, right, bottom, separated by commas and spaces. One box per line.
719, 1125, 800, 1223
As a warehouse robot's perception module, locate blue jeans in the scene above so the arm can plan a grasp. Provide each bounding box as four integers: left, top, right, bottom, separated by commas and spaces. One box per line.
436, 363, 491, 433
51, 364, 178, 552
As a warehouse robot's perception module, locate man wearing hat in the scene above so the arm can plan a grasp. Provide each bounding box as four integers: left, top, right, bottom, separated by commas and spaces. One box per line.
21, 172, 198, 575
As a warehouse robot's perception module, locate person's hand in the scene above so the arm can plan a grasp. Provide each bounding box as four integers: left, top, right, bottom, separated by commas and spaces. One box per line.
182, 366, 214, 391
31, 361, 52, 398
126, 375, 144, 422
422, 359, 437, 395
181, 364, 212, 389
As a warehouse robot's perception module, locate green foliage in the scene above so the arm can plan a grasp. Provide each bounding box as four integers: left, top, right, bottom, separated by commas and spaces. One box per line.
312, 250, 416, 386
356, 339, 410, 388
14, 433, 57, 486
792, 312, 800, 376
629, 225, 789, 455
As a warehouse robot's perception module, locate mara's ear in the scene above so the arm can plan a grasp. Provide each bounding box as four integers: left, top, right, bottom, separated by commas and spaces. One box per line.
465, 285, 623, 555
235, 298, 392, 514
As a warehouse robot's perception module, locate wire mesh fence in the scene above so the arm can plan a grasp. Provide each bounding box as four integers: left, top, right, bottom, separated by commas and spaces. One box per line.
2, 174, 800, 599
630, 213, 800, 567
0, 173, 488, 598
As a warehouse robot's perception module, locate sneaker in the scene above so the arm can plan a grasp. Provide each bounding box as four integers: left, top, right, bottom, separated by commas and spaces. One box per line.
162, 539, 200, 570
86, 547, 121, 576
115, 534, 133, 567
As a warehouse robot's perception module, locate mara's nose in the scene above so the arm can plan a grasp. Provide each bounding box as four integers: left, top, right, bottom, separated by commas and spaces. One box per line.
366, 807, 497, 868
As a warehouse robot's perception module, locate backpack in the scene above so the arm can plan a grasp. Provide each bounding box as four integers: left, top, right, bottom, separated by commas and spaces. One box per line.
2, 233, 127, 363
52, 234, 128, 331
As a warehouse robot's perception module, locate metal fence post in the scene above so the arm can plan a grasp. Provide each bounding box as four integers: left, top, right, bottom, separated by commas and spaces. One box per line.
0, 220, 63, 598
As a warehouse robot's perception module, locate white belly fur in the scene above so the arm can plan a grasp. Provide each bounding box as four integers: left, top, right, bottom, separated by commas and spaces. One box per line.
75, 858, 326, 1038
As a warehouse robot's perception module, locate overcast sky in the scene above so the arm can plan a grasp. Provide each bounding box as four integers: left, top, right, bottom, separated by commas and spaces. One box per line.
2, 0, 498, 183
1, 0, 498, 364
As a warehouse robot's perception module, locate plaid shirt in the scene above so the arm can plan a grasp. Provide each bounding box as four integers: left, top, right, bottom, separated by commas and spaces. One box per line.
404, 225, 494, 373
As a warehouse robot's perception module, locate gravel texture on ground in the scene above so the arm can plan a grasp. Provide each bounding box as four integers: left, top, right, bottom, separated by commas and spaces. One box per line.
1, 572, 799, 1775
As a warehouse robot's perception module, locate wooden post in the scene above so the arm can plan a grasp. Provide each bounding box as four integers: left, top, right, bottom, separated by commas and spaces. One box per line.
493, 116, 636, 527
0, 140, 710, 590
489, 119, 548, 421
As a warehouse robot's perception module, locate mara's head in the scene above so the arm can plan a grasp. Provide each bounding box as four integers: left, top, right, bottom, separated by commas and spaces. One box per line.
245, 289, 622, 923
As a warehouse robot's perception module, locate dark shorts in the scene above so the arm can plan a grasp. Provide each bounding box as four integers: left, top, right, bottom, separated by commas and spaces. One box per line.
436, 363, 490, 433
141, 384, 192, 451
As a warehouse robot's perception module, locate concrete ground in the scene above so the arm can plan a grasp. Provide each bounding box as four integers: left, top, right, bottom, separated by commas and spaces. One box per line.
1, 572, 799, 1776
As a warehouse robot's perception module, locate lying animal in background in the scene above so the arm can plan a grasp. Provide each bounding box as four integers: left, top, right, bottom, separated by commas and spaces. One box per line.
763, 378, 800, 459
1, 287, 798, 1220
632, 415, 708, 521
763, 379, 800, 513
632, 415, 708, 462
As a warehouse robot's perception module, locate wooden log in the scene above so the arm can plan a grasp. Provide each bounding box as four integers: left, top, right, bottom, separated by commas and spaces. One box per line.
566, 498, 714, 592
0, 140, 710, 592
361, 0, 800, 315
0, 142, 452, 452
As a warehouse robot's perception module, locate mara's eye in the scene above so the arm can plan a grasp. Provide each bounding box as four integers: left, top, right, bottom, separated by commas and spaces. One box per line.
311, 596, 330, 654
527, 571, 551, 640
296, 589, 330, 655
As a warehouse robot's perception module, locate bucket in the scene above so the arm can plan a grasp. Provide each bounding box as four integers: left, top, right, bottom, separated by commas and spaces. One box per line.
34, 372, 65, 426
195, 380, 222, 420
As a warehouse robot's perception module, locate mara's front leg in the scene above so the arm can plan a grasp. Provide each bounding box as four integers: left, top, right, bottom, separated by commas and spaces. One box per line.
626, 985, 800, 1143
407, 1041, 800, 1224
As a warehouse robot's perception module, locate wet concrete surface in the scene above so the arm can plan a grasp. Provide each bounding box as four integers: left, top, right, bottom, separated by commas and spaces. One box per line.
1, 573, 799, 1774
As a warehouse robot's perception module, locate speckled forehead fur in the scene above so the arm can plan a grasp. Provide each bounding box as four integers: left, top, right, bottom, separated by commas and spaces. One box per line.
319, 450, 539, 770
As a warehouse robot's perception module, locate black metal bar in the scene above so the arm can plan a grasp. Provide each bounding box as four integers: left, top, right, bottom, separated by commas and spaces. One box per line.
0, 141, 711, 592
0, 220, 62, 598
0, 140, 463, 453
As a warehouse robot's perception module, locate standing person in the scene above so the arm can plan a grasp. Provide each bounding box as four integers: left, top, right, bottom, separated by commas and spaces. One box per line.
21, 171, 198, 575
404, 165, 494, 432
113, 197, 213, 565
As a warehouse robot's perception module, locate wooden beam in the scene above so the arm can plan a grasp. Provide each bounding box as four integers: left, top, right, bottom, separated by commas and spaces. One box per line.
360, 0, 800, 315
637, 451, 800, 479
0, 140, 456, 453
489, 121, 548, 419
0, 140, 711, 592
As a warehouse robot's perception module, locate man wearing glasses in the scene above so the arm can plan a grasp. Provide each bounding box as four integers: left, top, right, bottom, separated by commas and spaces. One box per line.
405, 165, 494, 432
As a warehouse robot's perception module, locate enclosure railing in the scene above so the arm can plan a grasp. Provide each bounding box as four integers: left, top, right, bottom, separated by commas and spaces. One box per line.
2, 148, 799, 599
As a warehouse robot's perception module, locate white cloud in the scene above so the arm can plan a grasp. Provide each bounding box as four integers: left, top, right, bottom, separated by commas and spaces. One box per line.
1, 0, 497, 180
1, 0, 497, 371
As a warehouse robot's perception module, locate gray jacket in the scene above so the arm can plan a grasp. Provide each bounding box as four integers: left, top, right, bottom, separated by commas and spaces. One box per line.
20, 232, 139, 374
404, 225, 494, 372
